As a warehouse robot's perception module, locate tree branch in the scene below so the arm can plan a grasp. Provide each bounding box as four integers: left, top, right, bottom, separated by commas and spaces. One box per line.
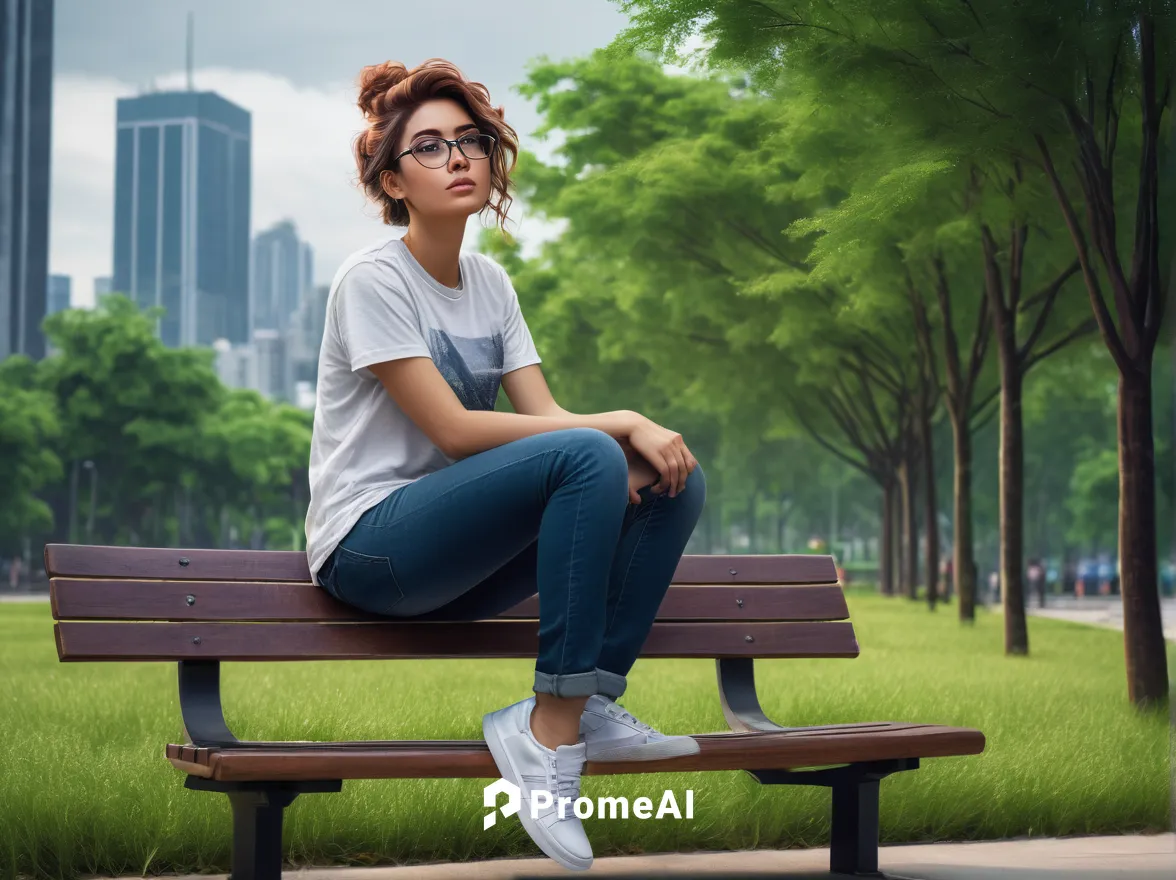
1017, 260, 1080, 361
722, 215, 808, 271
784, 390, 873, 477
1023, 317, 1100, 374
969, 383, 1000, 433
1034, 133, 1133, 374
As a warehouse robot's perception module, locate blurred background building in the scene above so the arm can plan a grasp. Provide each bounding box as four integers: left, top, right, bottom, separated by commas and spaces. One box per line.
46, 272, 69, 314
0, 0, 54, 360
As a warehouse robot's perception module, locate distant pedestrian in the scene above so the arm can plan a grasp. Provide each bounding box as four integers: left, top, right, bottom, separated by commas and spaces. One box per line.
1027, 559, 1045, 608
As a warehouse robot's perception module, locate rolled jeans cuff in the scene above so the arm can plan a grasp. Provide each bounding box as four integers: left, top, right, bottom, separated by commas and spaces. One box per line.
533, 667, 627, 699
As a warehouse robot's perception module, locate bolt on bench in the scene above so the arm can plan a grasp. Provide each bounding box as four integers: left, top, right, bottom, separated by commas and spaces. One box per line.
46, 544, 985, 879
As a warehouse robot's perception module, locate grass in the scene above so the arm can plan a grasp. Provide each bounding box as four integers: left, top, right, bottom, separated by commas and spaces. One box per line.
1, 594, 1172, 879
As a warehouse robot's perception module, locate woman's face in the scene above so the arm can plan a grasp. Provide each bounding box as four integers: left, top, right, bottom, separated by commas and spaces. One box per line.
382, 98, 490, 221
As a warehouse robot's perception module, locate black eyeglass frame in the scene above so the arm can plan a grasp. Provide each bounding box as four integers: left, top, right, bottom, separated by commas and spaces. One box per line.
391, 133, 497, 168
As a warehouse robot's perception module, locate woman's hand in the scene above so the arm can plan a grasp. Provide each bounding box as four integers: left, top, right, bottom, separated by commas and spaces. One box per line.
625, 415, 698, 498
619, 437, 661, 504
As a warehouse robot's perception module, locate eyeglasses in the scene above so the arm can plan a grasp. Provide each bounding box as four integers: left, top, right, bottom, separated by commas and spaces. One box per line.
392, 133, 497, 169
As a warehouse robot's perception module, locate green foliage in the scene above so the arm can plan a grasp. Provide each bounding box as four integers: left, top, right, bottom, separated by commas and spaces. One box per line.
0, 357, 61, 554
1067, 445, 1121, 549
37, 295, 224, 543
0, 295, 314, 552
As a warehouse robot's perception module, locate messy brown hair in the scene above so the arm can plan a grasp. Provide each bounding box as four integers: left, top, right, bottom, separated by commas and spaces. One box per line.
353, 58, 519, 238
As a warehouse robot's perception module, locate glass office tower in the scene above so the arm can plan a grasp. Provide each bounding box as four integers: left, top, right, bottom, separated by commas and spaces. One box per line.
112, 90, 251, 347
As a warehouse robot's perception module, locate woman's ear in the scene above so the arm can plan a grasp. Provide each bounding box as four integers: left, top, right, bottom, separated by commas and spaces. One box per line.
380, 169, 403, 201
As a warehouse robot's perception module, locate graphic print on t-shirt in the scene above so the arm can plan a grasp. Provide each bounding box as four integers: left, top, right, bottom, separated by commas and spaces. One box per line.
427, 328, 505, 411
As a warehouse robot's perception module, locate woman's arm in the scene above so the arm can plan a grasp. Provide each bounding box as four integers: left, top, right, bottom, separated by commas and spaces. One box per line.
507, 385, 659, 502
370, 358, 642, 460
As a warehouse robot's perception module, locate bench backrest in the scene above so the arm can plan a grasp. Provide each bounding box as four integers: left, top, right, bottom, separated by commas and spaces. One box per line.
46, 545, 857, 663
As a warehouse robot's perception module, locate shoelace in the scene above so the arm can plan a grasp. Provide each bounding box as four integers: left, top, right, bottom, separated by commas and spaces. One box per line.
549, 752, 582, 803
606, 702, 658, 734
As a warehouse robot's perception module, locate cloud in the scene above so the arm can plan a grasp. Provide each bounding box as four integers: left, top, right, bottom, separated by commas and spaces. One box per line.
50, 67, 563, 308
55, 0, 632, 92
48, 74, 133, 307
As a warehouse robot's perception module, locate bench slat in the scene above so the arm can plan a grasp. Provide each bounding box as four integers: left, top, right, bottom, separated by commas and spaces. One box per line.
164, 723, 985, 781
50, 579, 849, 623
55, 620, 858, 661
43, 545, 838, 585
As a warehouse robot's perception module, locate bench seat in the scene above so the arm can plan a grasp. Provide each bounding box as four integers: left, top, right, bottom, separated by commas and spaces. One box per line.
167, 722, 984, 782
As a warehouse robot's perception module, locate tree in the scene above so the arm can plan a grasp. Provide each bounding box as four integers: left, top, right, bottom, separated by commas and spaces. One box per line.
0, 357, 61, 556
512, 52, 947, 592
189, 390, 312, 549
508, 53, 817, 533
784, 101, 1094, 627
39, 295, 224, 545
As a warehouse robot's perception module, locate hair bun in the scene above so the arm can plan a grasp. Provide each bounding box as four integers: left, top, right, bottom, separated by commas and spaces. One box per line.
356, 61, 410, 119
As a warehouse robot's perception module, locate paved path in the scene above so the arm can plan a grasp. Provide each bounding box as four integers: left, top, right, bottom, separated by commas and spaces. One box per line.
142, 834, 1174, 879
1015, 596, 1176, 642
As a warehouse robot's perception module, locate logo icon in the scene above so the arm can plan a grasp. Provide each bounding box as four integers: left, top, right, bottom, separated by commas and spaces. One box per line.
483, 777, 521, 830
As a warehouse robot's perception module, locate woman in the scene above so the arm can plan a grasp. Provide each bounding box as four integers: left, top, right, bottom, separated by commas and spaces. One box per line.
305, 58, 706, 872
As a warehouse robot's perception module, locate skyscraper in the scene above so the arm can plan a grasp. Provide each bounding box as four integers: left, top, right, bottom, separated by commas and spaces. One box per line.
0, 0, 53, 360
251, 219, 313, 334
111, 90, 251, 347
288, 281, 329, 394
46, 272, 69, 314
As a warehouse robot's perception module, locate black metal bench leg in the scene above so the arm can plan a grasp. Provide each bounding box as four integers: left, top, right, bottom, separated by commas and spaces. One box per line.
227, 789, 299, 880
830, 777, 881, 876
184, 777, 342, 880
750, 760, 915, 877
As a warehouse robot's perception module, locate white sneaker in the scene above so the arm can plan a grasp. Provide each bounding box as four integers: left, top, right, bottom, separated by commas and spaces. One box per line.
482, 696, 593, 871
579, 694, 701, 762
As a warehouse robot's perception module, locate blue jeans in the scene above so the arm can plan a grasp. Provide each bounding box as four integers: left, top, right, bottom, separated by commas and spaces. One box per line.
317, 427, 706, 700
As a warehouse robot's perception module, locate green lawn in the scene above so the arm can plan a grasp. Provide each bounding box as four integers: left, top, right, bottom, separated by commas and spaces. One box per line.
1, 594, 1171, 879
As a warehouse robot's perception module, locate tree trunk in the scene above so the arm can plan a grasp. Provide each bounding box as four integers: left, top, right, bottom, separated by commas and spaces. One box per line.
931, 252, 988, 623
952, 417, 977, 622
999, 357, 1029, 655
1118, 369, 1168, 705
920, 394, 940, 610
980, 220, 1033, 655
777, 494, 792, 554
249, 504, 263, 550
880, 480, 896, 595
746, 490, 759, 553
898, 456, 918, 599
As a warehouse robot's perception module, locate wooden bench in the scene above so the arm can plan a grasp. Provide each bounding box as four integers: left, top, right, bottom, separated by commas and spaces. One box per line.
46, 544, 985, 879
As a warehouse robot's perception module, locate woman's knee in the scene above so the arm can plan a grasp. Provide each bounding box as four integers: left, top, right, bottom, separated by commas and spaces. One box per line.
677, 461, 707, 511
555, 427, 628, 478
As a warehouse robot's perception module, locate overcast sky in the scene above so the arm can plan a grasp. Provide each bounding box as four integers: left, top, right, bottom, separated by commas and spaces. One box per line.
50, 0, 645, 306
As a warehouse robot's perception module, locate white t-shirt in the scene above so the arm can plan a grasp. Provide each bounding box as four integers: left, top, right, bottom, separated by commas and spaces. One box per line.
304, 236, 542, 582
